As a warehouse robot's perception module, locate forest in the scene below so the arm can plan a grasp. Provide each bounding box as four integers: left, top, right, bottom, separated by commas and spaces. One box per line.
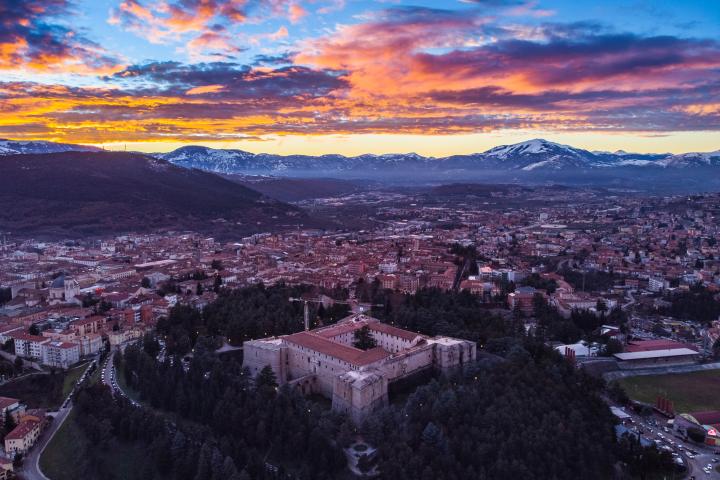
68, 284, 671, 479
663, 284, 720, 323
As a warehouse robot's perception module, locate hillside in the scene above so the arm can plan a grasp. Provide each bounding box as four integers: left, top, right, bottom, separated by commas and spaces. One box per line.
226, 175, 367, 201
0, 152, 311, 238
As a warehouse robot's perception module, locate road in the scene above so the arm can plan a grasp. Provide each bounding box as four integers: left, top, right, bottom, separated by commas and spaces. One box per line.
622, 290, 636, 311
18, 361, 96, 480
101, 350, 139, 406
615, 404, 720, 479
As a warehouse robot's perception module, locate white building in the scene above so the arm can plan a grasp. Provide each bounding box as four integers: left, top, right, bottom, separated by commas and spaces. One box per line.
11, 332, 49, 359
42, 341, 80, 369
243, 314, 476, 423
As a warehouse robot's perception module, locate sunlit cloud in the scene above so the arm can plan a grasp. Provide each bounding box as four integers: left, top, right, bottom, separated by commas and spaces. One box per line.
0, 1, 718, 152
0, 0, 123, 74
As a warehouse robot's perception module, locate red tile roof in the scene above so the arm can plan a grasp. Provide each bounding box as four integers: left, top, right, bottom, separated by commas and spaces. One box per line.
285, 332, 390, 366
0, 397, 19, 411
625, 339, 697, 353
5, 419, 39, 441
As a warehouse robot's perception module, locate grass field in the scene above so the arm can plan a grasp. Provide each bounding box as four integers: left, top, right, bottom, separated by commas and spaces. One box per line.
617, 369, 720, 413
40, 409, 153, 480
40, 410, 86, 479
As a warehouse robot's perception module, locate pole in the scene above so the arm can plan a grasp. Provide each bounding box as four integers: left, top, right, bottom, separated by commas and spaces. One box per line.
304, 302, 309, 331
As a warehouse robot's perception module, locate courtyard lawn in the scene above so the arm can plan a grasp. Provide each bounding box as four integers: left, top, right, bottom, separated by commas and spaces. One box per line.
617, 369, 720, 413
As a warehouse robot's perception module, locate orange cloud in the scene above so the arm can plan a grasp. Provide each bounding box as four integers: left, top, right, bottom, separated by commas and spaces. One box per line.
186, 84, 226, 95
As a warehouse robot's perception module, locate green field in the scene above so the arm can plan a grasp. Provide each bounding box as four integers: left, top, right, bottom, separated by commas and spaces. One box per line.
40, 410, 87, 479
40, 409, 153, 480
617, 369, 720, 413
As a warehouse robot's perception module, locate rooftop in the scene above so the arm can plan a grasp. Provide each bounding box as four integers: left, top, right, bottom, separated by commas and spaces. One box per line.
614, 348, 699, 361
285, 331, 390, 366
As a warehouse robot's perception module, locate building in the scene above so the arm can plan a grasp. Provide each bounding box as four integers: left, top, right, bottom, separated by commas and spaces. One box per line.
673, 411, 720, 447
42, 341, 80, 369
4, 419, 41, 456
77, 333, 103, 356
11, 331, 49, 359
0, 396, 24, 423
0, 456, 12, 480
243, 313, 476, 423
613, 348, 699, 369
508, 286, 544, 315
48, 275, 80, 305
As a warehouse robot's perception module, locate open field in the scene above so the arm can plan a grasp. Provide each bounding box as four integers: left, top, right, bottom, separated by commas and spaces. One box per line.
40, 410, 86, 479
617, 369, 720, 413
40, 409, 153, 480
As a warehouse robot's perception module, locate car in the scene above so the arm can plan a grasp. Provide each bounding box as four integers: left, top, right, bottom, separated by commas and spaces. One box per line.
712, 458, 718, 463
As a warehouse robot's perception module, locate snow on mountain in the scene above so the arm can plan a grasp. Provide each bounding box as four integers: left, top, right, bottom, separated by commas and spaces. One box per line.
659, 151, 720, 168
481, 139, 597, 170
0, 139, 100, 155
2, 138, 720, 177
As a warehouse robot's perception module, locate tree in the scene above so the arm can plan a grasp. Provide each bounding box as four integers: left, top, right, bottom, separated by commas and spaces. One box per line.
596, 299, 608, 314
4, 409, 16, 434
255, 366, 278, 392
141, 277, 151, 288
196, 283, 204, 295
13, 357, 22, 373
211, 260, 223, 271
605, 338, 623, 356
353, 326, 377, 350
143, 334, 161, 358
28, 324, 40, 336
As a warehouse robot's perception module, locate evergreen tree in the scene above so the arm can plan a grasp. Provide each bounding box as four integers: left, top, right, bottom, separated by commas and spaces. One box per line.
353, 325, 377, 350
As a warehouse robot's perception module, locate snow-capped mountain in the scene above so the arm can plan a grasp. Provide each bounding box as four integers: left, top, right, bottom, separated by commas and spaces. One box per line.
481, 139, 596, 170
2, 138, 720, 181
159, 146, 433, 174
659, 150, 720, 168
0, 139, 100, 155
161, 138, 715, 176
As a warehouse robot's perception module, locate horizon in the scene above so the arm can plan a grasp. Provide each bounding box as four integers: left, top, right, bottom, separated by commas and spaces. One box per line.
4, 135, 720, 158
2, 1, 719, 156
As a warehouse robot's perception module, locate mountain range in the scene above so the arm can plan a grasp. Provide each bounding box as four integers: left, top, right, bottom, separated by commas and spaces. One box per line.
2, 138, 720, 192
155, 139, 720, 177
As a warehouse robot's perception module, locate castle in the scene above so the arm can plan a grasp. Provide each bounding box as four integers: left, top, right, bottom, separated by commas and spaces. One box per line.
243, 313, 476, 422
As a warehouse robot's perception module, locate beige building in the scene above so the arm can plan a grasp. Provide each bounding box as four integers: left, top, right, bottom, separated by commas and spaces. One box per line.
4, 419, 41, 456
243, 314, 476, 423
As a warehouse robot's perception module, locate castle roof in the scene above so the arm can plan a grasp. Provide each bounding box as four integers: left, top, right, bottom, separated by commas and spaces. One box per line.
285, 331, 390, 366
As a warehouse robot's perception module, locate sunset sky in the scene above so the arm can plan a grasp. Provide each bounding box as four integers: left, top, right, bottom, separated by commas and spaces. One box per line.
1, 0, 719, 155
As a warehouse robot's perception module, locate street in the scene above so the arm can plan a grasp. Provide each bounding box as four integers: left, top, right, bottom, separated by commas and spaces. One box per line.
617, 405, 720, 479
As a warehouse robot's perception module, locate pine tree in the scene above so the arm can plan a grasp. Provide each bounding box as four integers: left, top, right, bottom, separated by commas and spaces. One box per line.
353, 325, 377, 350
255, 366, 278, 392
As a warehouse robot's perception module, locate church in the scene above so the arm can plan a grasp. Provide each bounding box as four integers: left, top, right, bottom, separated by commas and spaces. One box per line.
243, 313, 476, 423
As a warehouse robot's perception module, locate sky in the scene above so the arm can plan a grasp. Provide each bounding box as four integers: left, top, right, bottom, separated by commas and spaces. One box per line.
0, 0, 719, 156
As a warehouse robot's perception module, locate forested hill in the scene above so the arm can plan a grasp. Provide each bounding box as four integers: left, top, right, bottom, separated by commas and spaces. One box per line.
0, 151, 313, 238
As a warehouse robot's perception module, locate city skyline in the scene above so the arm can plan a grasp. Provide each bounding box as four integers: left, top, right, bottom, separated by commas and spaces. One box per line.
1, 0, 719, 155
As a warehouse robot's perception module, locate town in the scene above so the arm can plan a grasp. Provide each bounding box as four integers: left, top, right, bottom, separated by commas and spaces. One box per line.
0, 188, 719, 477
